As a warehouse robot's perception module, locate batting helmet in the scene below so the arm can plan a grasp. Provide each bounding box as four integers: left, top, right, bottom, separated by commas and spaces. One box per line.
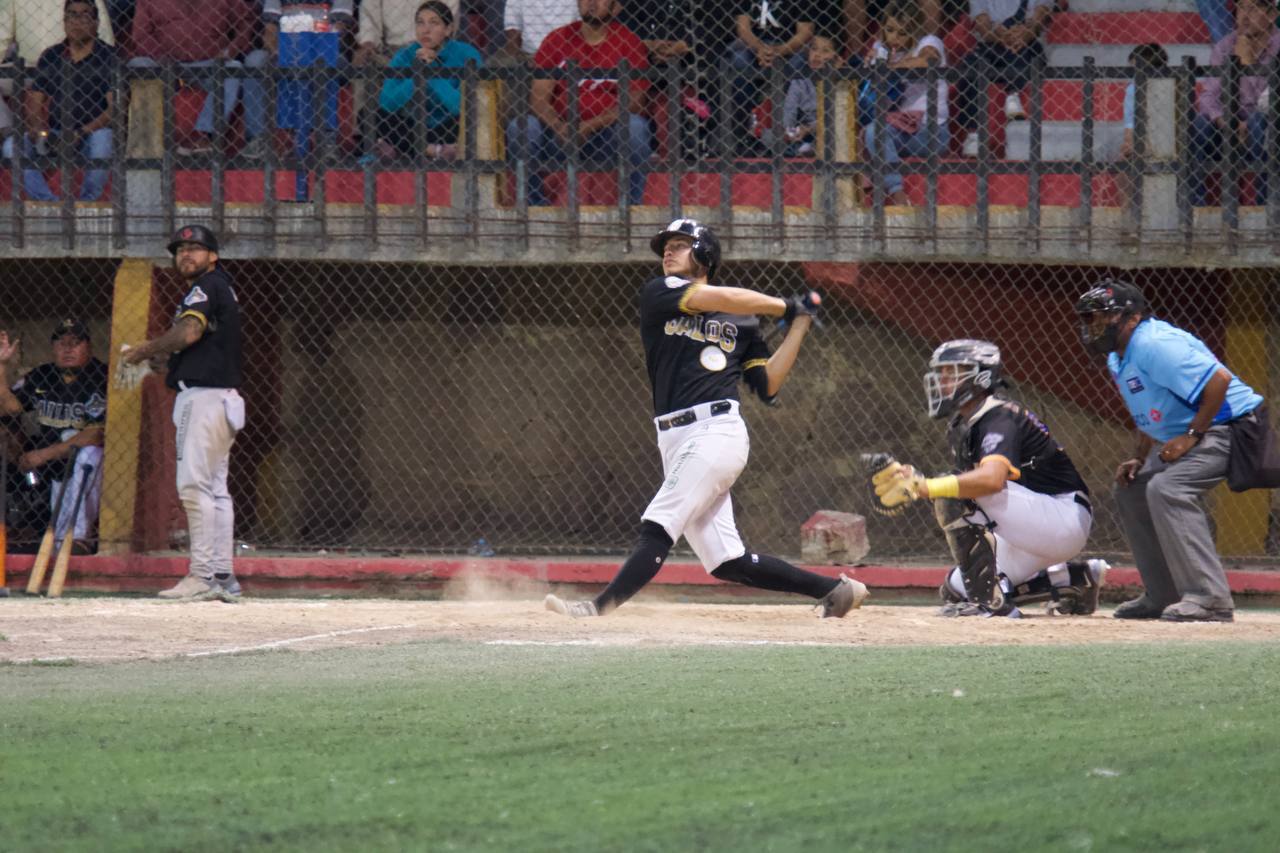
1074, 278, 1147, 355
167, 224, 219, 255
650, 218, 721, 281
924, 339, 1004, 419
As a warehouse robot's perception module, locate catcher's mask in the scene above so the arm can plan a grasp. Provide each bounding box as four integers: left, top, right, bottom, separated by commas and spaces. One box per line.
924, 339, 1003, 419
650, 218, 721, 281
1074, 278, 1147, 355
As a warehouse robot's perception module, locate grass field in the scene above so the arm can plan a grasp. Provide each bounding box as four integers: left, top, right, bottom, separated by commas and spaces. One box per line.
3, 638, 1279, 851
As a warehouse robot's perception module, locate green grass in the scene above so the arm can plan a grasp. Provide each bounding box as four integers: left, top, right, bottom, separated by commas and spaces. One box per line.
2, 642, 1279, 852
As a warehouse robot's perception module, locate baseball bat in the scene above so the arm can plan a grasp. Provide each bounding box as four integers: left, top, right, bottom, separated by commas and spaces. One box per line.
47, 463, 94, 599
26, 446, 79, 595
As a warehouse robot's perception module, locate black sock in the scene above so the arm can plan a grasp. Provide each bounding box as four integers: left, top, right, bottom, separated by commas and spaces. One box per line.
711, 552, 839, 600
593, 521, 673, 614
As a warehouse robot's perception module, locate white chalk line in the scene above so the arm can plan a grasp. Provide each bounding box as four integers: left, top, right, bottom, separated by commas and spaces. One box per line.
486, 638, 849, 648
186, 624, 417, 658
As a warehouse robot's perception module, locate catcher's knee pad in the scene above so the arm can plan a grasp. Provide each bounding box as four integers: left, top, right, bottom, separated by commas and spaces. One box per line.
943, 517, 1000, 608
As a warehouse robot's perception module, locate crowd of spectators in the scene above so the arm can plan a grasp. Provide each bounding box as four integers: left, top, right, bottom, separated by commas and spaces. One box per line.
0, 0, 1275, 206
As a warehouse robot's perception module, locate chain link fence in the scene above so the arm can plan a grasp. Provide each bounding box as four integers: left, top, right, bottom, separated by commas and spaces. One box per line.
2, 256, 1277, 563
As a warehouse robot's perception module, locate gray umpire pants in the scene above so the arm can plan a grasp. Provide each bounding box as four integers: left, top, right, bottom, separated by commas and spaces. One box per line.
1113, 426, 1234, 610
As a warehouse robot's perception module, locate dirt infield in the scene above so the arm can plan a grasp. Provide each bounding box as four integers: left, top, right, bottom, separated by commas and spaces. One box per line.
3, 597, 1278, 663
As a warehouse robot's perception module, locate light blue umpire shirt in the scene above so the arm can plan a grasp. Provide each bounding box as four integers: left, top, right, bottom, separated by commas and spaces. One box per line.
1107, 317, 1263, 442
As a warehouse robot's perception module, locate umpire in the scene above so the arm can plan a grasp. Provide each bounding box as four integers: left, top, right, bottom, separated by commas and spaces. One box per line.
123, 225, 245, 601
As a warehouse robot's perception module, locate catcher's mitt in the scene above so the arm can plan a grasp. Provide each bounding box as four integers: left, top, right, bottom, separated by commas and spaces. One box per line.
862, 452, 925, 516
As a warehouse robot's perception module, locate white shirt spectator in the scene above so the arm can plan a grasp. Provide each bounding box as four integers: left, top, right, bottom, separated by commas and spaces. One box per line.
872, 33, 948, 123
359, 0, 460, 53
0, 0, 114, 65
504, 0, 579, 56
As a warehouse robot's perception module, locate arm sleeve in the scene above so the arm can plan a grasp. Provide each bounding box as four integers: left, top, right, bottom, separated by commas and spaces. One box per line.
741, 334, 774, 402
973, 410, 1023, 478
95, 0, 115, 45
357, 0, 381, 45
379, 45, 417, 113
639, 276, 701, 326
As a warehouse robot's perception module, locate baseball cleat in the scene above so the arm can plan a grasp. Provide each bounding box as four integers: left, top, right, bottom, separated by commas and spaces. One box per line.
544, 594, 599, 618
157, 574, 222, 601
817, 574, 869, 618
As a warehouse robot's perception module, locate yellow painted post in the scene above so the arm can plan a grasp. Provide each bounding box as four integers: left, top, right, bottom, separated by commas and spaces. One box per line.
1215, 269, 1274, 556
98, 259, 156, 555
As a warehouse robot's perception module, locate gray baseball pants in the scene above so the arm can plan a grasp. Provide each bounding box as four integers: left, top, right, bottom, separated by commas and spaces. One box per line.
174, 386, 243, 578
1113, 426, 1234, 610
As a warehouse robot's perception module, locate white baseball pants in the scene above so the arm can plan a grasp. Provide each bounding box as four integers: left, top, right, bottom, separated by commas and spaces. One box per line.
642, 400, 750, 571
173, 386, 243, 578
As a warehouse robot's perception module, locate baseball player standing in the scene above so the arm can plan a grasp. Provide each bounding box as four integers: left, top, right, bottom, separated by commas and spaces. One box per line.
874, 340, 1107, 617
545, 218, 868, 618
123, 225, 245, 601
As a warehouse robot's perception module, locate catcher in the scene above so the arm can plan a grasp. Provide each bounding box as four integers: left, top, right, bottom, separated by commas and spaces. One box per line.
873, 339, 1107, 617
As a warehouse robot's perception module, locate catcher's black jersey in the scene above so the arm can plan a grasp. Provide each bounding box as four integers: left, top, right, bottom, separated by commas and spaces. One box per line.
947, 398, 1088, 496
167, 264, 242, 390
10, 358, 108, 477
639, 275, 771, 416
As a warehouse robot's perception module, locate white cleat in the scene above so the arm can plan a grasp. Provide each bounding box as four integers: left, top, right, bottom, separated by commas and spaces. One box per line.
544, 594, 600, 618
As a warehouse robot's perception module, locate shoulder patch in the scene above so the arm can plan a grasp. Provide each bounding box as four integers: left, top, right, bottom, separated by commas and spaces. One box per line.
664, 275, 688, 289
980, 432, 1005, 456
184, 286, 208, 306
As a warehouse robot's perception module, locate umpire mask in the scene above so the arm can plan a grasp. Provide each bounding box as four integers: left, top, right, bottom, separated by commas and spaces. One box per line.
924, 339, 1002, 420
1074, 280, 1147, 355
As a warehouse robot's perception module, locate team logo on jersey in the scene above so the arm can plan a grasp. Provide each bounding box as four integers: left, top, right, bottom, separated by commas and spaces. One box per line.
1149, 409, 1162, 422
700, 346, 728, 372
183, 286, 207, 306
981, 432, 1004, 455
664, 315, 738, 353
1126, 376, 1145, 393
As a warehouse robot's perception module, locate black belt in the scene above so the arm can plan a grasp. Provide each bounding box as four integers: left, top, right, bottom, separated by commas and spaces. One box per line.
658, 400, 733, 431
1074, 493, 1092, 514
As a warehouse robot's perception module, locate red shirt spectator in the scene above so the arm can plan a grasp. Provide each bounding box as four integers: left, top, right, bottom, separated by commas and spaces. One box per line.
131, 0, 256, 61
534, 18, 649, 123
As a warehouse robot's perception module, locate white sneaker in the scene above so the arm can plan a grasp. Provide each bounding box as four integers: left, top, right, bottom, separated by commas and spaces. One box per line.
544, 594, 599, 618
1004, 93, 1026, 120
961, 131, 979, 158
239, 135, 268, 160
157, 574, 221, 600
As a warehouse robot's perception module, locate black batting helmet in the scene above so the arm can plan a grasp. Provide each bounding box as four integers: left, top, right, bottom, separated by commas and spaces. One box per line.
650, 218, 721, 280
167, 223, 219, 255
1074, 278, 1147, 354
924, 339, 1004, 419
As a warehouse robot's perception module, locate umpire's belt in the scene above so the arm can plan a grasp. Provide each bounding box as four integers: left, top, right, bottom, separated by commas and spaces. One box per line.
1073, 492, 1092, 514
657, 400, 736, 431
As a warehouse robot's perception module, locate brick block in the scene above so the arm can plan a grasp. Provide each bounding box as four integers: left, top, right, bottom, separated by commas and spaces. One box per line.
800, 510, 870, 565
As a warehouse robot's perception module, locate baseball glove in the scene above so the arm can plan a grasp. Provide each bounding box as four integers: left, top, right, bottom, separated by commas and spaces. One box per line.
864, 453, 925, 515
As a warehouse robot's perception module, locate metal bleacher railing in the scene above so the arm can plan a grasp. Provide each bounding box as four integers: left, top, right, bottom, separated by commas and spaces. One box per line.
1, 56, 1278, 263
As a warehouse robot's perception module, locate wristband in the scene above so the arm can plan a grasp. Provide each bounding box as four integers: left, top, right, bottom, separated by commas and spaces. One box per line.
924, 475, 959, 499
1186, 427, 1205, 442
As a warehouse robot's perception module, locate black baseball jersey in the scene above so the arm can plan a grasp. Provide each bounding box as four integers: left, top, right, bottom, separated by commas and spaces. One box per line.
11, 358, 108, 478
640, 276, 772, 416
167, 265, 242, 390
947, 398, 1088, 496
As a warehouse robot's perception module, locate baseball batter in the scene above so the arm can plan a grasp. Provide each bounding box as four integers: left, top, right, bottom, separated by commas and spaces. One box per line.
123, 225, 244, 601
545, 218, 868, 618
875, 340, 1107, 617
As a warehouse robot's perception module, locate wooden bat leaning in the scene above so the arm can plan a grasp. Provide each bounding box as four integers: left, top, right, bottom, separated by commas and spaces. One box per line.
47, 464, 94, 599
26, 446, 80, 595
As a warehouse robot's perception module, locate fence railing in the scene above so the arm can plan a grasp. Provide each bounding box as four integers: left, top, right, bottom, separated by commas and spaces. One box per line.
2, 59, 1278, 263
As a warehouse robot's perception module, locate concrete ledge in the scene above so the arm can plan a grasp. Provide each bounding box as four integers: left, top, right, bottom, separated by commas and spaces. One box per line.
4, 554, 1279, 596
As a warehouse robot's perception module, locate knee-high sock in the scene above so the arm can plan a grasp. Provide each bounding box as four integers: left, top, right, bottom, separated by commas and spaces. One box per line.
711, 552, 839, 599
593, 521, 673, 614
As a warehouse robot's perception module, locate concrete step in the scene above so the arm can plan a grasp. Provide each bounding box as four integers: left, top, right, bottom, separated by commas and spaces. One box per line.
1058, 0, 1197, 12
1048, 43, 1211, 67
1004, 120, 1127, 161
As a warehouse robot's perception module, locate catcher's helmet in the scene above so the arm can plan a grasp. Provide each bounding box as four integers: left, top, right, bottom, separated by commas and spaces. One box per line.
1074, 278, 1147, 354
924, 339, 1003, 419
167, 223, 219, 255
650, 218, 721, 280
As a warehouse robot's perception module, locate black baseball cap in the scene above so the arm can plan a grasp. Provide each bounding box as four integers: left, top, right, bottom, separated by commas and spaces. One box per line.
51, 318, 91, 342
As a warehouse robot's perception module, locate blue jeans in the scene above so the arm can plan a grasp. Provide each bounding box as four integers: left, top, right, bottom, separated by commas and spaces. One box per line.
2, 128, 112, 201
726, 40, 807, 146
1189, 112, 1268, 205
506, 113, 652, 205
128, 56, 266, 138
864, 122, 950, 196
